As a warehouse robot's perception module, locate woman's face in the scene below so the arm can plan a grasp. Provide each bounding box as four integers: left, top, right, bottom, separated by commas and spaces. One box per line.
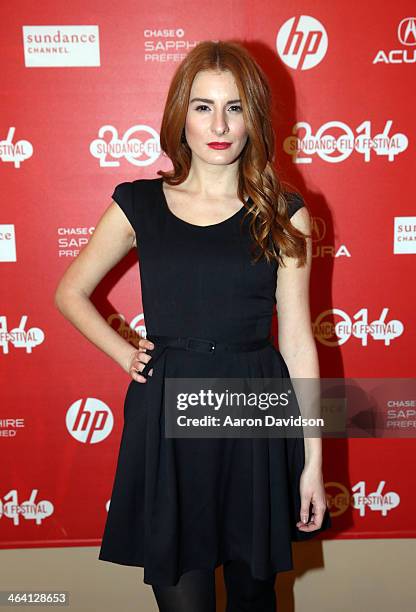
184, 69, 248, 166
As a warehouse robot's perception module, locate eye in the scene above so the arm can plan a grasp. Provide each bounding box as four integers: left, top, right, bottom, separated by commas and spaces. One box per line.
194, 104, 243, 112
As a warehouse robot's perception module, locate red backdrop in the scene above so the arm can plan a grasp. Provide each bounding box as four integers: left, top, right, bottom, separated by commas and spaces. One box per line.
2, 1, 415, 549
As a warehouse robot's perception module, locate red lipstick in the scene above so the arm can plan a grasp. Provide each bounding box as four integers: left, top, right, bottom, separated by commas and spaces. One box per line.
207, 142, 232, 149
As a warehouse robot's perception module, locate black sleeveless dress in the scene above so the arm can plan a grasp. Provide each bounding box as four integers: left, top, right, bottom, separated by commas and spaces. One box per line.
98, 177, 332, 586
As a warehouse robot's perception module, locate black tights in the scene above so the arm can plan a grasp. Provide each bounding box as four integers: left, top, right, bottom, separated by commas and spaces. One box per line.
151, 560, 277, 612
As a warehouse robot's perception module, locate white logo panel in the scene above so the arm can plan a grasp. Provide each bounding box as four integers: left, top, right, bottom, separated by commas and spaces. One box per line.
23, 25, 100, 67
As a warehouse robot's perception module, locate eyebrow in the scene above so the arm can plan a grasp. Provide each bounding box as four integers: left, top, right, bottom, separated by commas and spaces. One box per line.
189, 97, 242, 104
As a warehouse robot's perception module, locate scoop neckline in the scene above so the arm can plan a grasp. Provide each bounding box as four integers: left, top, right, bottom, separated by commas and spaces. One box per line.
158, 177, 248, 229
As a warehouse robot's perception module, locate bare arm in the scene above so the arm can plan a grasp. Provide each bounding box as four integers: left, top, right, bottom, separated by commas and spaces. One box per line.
275, 206, 322, 468
54, 200, 151, 380
276, 206, 329, 531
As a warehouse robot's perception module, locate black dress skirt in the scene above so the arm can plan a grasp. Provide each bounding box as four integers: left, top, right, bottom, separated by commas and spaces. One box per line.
98, 177, 332, 586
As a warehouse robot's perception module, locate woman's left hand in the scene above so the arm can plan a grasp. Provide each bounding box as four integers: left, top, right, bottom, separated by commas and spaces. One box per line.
296, 463, 329, 532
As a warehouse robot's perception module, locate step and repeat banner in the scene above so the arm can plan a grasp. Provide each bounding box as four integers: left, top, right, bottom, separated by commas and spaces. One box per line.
1, 1, 415, 551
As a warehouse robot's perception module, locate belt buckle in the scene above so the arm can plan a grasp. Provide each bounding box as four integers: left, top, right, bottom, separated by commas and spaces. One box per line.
185, 336, 216, 353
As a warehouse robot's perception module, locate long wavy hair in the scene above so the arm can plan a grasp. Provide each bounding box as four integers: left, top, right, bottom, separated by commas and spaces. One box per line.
157, 39, 309, 267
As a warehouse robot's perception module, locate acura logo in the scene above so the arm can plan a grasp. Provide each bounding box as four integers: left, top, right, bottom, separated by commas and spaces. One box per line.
398, 17, 416, 45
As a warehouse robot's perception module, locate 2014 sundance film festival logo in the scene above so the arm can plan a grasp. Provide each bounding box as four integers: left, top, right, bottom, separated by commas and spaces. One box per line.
276, 15, 328, 70
313, 307, 404, 347
0, 316, 45, 354
0, 490, 54, 526
327, 480, 400, 518
90, 125, 161, 167
0, 127, 33, 168
22, 25, 100, 67
352, 480, 400, 517
283, 119, 408, 164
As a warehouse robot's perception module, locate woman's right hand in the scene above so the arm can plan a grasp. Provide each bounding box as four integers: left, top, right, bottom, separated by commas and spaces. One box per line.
125, 337, 155, 382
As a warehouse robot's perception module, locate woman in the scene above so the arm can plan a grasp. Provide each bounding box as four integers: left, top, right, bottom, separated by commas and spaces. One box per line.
55, 40, 331, 611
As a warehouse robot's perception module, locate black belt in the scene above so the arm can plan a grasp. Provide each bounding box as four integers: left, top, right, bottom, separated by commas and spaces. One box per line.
140, 334, 272, 379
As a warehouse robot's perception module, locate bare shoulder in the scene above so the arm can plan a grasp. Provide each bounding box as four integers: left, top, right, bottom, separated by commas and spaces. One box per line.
279, 205, 311, 270
289, 204, 311, 231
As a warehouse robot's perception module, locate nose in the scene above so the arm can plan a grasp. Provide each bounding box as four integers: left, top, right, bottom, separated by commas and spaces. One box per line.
211, 111, 229, 135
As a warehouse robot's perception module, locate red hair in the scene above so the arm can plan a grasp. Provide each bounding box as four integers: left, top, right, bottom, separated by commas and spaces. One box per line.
158, 39, 309, 267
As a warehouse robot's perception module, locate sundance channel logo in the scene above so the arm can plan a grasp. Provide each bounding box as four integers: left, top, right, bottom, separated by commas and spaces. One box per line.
22, 25, 100, 67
